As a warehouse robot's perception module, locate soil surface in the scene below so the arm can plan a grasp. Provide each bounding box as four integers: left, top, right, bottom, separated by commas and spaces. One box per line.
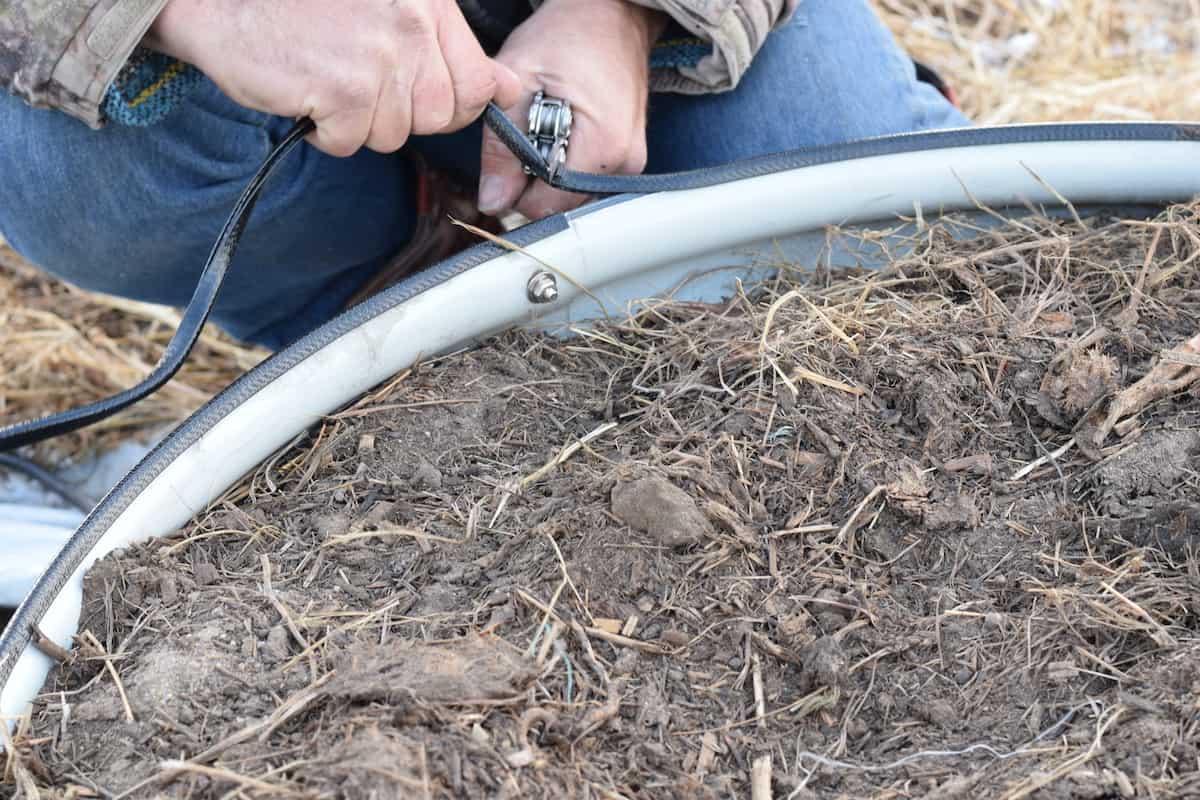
7, 205, 1200, 799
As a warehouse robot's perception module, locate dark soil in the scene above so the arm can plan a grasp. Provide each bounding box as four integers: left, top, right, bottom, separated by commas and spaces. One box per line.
7, 205, 1200, 799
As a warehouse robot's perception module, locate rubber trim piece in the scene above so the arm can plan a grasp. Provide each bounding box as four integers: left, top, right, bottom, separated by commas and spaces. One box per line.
483, 104, 1200, 193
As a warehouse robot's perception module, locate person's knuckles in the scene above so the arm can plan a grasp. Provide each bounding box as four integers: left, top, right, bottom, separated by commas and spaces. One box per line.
564, 119, 632, 172
622, 138, 649, 175
359, 74, 413, 152
491, 64, 523, 110
326, 67, 380, 115
438, 10, 503, 127
450, 62, 499, 125
461, 65, 499, 108
584, 141, 634, 175
411, 71, 456, 134
312, 120, 369, 158
365, 110, 412, 153
364, 131, 406, 154
382, 0, 436, 39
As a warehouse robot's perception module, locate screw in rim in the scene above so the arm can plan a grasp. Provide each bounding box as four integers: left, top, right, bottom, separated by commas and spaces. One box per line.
526, 271, 559, 304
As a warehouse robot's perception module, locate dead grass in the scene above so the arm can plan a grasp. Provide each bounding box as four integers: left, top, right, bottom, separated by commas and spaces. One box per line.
0, 0, 1196, 463
876, 0, 1200, 123
0, 249, 267, 461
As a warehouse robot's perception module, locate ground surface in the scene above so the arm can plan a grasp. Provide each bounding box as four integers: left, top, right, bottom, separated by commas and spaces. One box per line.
7, 206, 1200, 798
4, 3, 1200, 798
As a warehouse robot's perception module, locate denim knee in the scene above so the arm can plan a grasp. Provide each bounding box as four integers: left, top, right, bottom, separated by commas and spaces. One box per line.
0, 84, 277, 306
646, 0, 970, 172
0, 80, 415, 348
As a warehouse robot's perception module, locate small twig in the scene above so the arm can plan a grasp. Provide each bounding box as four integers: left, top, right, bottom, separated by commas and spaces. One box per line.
675, 687, 838, 736
1, 716, 40, 798
1117, 226, 1163, 325
321, 525, 458, 548
513, 586, 558, 616
545, 532, 593, 625
1020, 161, 1085, 229
1098, 580, 1175, 647
795, 293, 859, 355
751, 652, 767, 729
803, 418, 843, 458
81, 631, 133, 723
189, 672, 334, 763
570, 621, 611, 690
751, 632, 801, 667
450, 218, 610, 318
583, 625, 673, 656
752, 754, 773, 800
1009, 440, 1075, 481
30, 624, 74, 664
530, 581, 568, 654
1077, 332, 1200, 455
159, 760, 297, 796
835, 485, 886, 549
768, 523, 837, 538
261, 555, 315, 675
521, 422, 617, 489
790, 365, 864, 397
535, 621, 564, 667
1001, 705, 1125, 800
570, 684, 625, 745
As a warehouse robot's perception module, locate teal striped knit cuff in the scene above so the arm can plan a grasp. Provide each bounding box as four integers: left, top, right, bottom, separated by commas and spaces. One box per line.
103, 50, 204, 127
650, 37, 711, 71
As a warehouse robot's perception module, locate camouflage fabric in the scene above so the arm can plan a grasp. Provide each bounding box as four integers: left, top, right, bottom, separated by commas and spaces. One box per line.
0, 0, 166, 126
532, 0, 800, 94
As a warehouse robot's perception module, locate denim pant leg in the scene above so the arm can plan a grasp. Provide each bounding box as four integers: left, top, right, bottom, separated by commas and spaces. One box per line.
645, 0, 970, 171
0, 79, 414, 350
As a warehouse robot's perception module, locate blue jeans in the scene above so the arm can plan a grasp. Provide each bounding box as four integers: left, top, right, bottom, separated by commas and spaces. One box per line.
0, 0, 966, 349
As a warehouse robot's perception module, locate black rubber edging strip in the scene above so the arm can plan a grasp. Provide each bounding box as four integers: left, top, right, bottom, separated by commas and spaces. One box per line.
2, 121, 1198, 693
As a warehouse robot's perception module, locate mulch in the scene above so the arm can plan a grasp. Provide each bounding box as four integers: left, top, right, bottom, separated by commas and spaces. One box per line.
5, 203, 1200, 799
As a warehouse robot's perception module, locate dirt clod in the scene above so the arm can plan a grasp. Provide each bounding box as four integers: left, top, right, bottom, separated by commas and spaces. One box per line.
329, 635, 536, 705
611, 474, 713, 547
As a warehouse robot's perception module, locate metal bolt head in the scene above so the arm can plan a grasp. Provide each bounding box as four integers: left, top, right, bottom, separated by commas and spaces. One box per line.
527, 271, 559, 304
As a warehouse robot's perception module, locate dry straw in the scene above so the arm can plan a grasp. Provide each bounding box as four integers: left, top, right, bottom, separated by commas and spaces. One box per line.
876, 0, 1200, 124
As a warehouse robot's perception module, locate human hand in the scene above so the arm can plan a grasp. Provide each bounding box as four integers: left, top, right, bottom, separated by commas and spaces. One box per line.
146, 0, 523, 157
477, 0, 667, 219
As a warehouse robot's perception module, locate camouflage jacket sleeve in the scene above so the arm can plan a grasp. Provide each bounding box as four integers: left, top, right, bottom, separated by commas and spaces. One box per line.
635, 0, 799, 93
0, 0, 167, 127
